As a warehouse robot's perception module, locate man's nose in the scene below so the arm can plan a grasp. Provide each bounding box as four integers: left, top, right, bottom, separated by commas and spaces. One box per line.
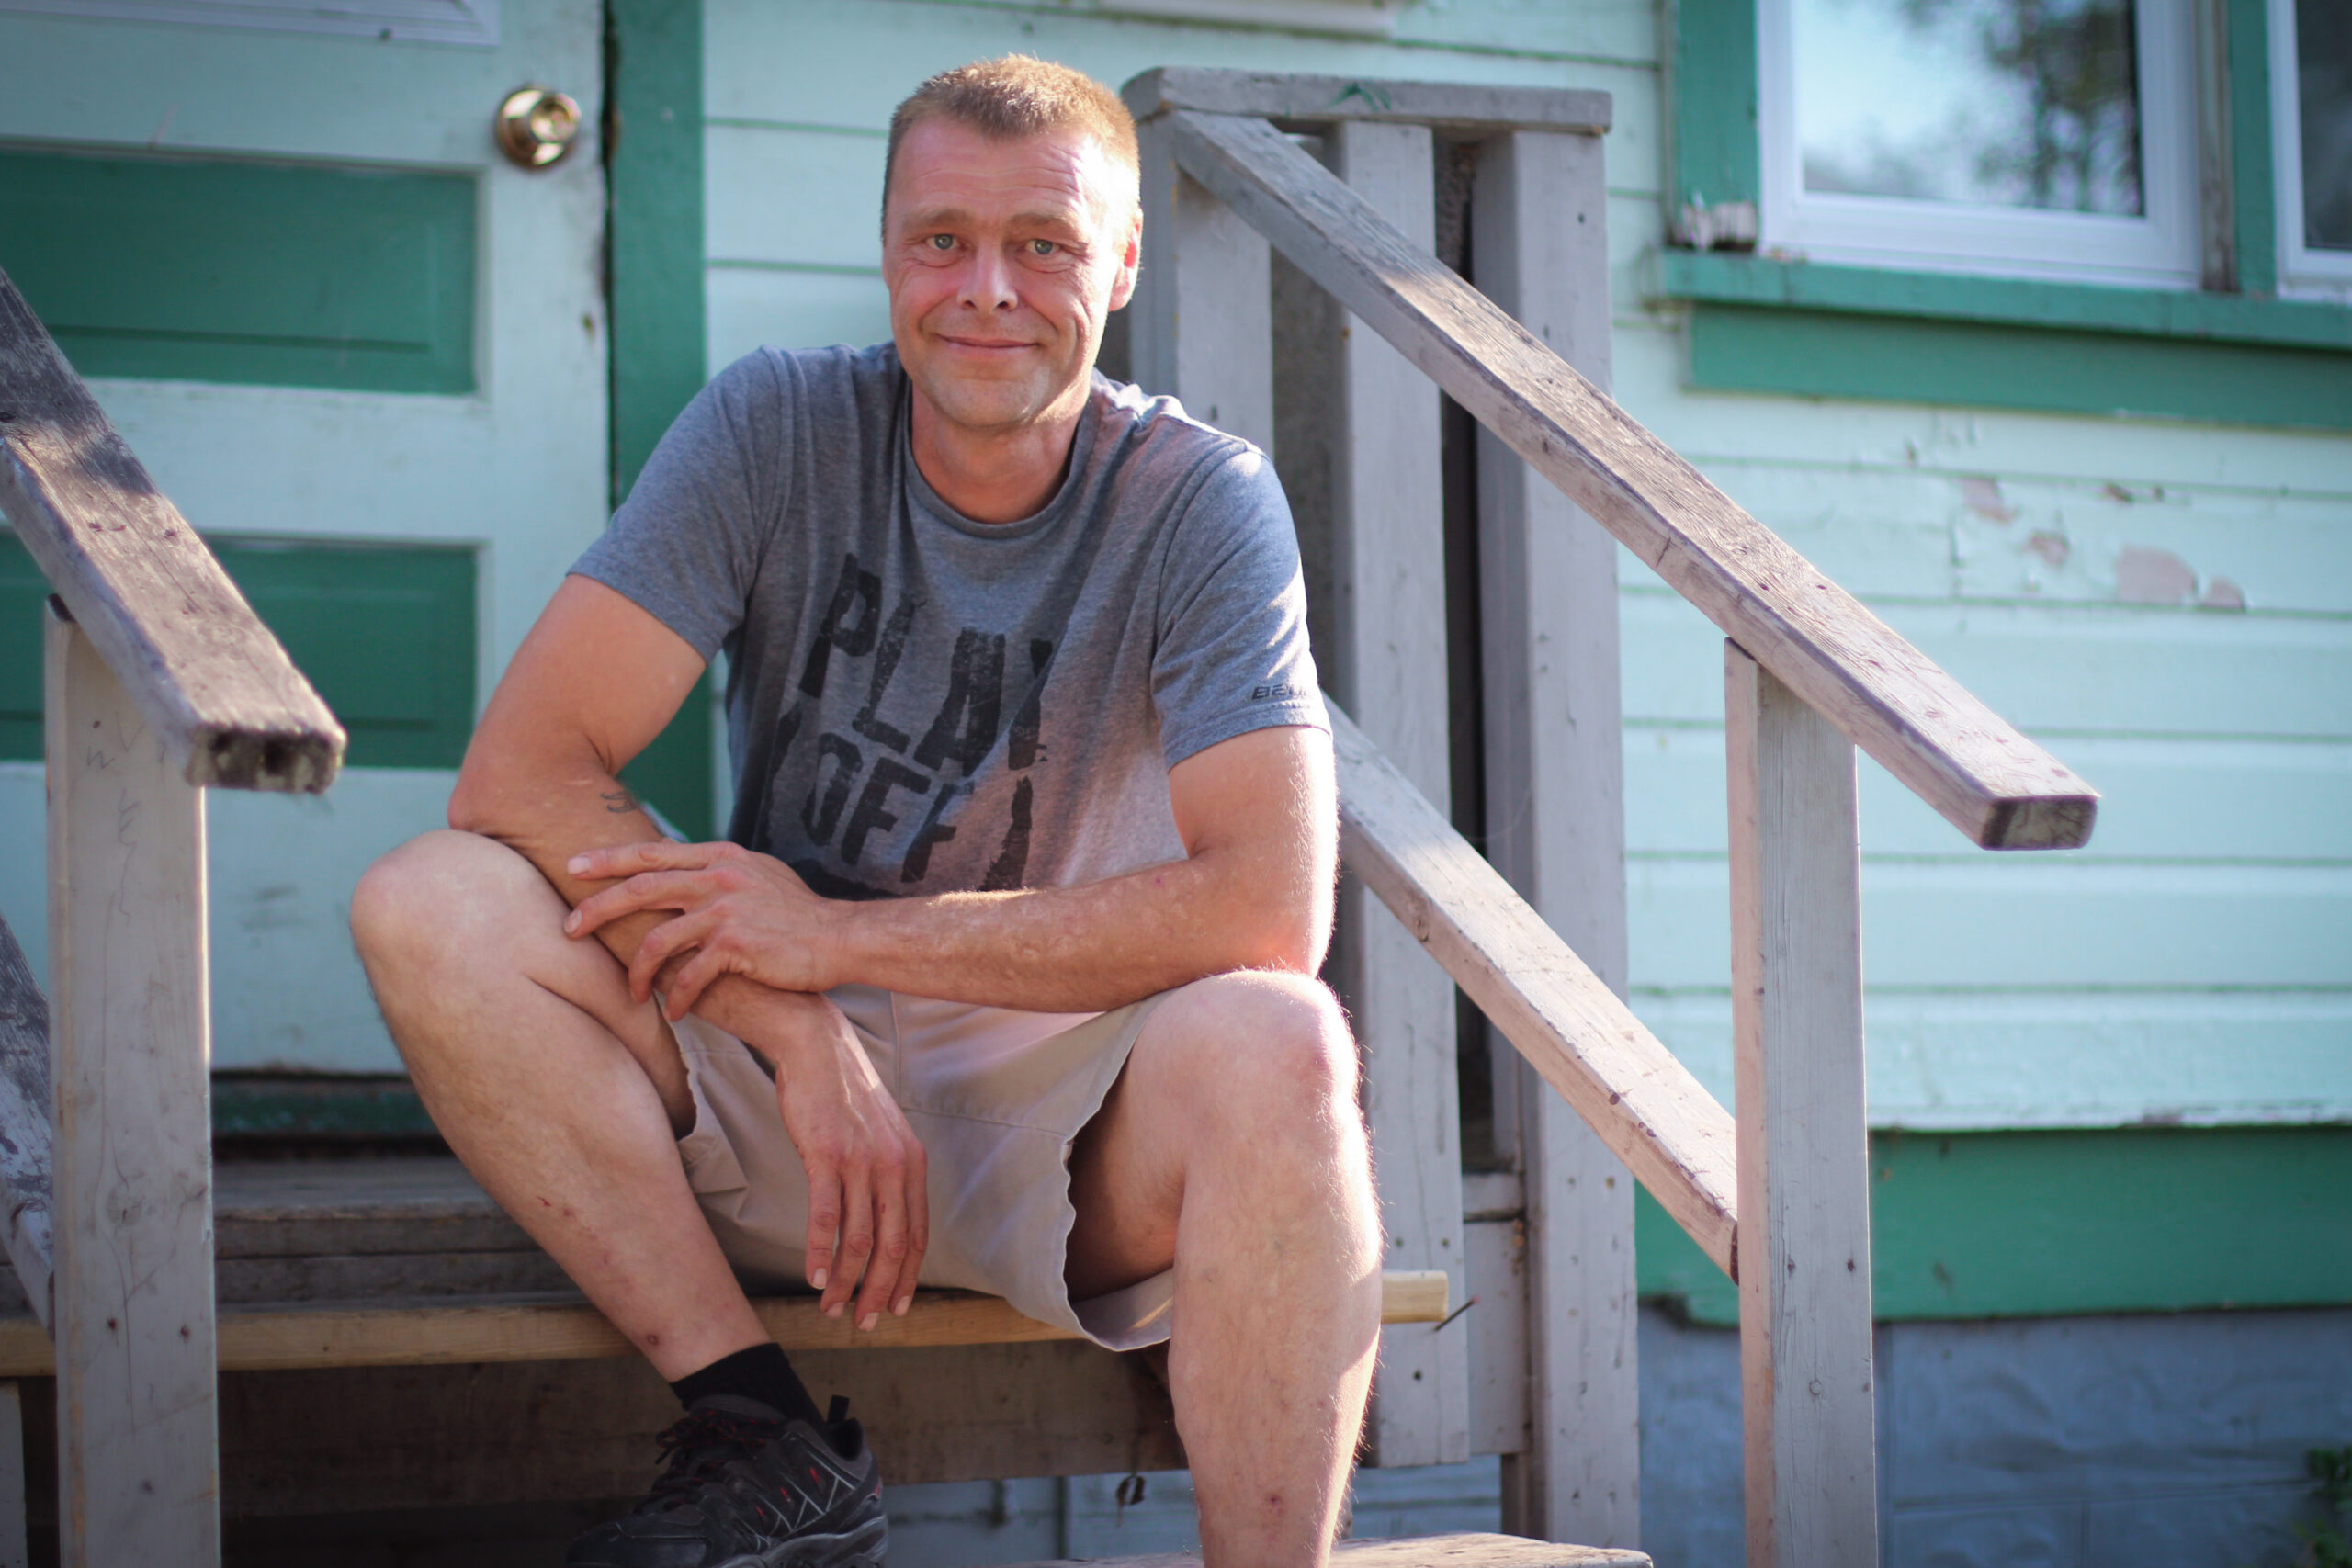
959, 245, 1019, 311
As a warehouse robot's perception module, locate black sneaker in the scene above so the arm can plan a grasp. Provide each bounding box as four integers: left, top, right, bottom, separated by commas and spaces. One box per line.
567, 1394, 888, 1567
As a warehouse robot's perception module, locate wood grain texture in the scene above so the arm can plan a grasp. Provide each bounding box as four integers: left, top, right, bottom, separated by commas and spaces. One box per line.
1123, 68, 1613, 136
1321, 118, 1469, 1473
0, 1272, 1447, 1377
1010, 1532, 1651, 1567
0, 919, 50, 1331
1330, 705, 1737, 1276
1471, 127, 1641, 1550
0, 271, 342, 792
45, 610, 220, 1567
1725, 643, 1881, 1568
1163, 111, 2098, 851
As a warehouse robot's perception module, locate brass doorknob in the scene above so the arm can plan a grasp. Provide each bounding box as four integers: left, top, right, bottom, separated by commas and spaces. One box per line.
496, 86, 581, 169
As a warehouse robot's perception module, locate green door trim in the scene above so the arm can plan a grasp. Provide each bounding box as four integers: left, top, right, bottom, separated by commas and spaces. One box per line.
606, 0, 715, 839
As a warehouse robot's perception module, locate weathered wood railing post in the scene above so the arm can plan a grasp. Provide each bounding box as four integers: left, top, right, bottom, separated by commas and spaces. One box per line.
1125, 68, 2093, 1560
4, 265, 344, 1568
45, 603, 220, 1566
1725, 644, 1880, 1568
1472, 127, 1638, 1545
1133, 118, 1273, 455
1322, 117, 1470, 1472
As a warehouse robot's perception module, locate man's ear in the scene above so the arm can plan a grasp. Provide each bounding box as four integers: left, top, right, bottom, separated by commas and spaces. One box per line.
1107, 203, 1143, 312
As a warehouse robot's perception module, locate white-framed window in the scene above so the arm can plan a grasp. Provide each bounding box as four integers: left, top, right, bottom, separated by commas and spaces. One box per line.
1756, 0, 2201, 288
2270, 0, 2352, 298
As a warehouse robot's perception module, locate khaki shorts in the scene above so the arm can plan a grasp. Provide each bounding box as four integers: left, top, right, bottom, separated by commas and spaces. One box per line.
671, 984, 1176, 1351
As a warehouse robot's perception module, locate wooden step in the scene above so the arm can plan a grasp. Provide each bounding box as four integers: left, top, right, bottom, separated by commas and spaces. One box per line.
1009, 1536, 1649, 1566
0, 1156, 1449, 1374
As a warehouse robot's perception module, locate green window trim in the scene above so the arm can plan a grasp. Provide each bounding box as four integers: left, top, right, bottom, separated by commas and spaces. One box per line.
1638, 1123, 2352, 1325
1656, 251, 2352, 351
1661, 0, 2348, 424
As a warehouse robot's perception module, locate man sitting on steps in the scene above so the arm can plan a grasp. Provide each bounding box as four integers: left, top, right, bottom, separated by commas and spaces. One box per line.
350, 54, 1383, 1568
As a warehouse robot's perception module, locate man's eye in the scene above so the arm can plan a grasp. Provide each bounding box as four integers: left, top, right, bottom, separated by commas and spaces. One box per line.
927, 234, 955, 252
1027, 239, 1057, 256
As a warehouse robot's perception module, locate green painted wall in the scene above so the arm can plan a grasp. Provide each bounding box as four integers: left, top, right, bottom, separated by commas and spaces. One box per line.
1638, 1125, 2352, 1324
0, 150, 475, 394
0, 533, 475, 769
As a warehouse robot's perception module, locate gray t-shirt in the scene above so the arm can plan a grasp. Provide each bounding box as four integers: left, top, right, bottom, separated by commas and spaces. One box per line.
572, 342, 1325, 901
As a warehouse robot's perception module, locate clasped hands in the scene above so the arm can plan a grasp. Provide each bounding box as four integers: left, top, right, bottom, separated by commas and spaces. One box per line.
565, 840, 928, 1331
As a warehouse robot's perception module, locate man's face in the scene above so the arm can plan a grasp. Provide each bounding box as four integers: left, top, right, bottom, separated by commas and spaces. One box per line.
881, 117, 1141, 444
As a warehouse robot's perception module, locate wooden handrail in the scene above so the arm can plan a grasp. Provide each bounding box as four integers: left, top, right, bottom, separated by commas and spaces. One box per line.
1331, 706, 1738, 1277
1167, 110, 2098, 852
1125, 66, 1612, 136
0, 269, 344, 793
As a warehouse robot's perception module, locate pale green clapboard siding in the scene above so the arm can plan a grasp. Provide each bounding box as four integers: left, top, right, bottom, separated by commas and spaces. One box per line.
1626, 730, 2352, 863
699, 0, 2352, 1138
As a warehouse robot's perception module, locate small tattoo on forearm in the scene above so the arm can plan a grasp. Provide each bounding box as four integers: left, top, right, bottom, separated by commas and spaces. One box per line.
601, 787, 641, 815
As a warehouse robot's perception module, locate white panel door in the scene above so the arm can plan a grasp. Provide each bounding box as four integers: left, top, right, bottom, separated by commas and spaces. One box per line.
0, 0, 608, 1070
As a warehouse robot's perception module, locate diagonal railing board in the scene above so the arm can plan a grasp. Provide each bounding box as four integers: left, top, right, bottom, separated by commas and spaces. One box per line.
0, 271, 343, 793
1123, 67, 1611, 137
1330, 707, 1738, 1277
0, 914, 50, 1332
1170, 112, 2097, 852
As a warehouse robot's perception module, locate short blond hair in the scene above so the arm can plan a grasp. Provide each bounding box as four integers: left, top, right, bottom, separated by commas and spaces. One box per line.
882, 55, 1140, 230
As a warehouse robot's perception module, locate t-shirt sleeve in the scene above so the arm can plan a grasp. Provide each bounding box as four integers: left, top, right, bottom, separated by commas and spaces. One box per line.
1151, 444, 1328, 768
569, 349, 792, 661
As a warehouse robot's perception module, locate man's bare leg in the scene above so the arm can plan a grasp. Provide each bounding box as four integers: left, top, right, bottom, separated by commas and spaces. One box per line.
1066, 971, 1384, 1568
351, 829, 774, 1380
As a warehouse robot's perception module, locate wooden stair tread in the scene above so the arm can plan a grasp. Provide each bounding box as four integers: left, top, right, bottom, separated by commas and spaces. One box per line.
1008, 1535, 1649, 1566
0, 1156, 1450, 1374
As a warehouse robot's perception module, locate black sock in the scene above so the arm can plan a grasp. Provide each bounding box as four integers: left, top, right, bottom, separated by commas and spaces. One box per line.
668, 1342, 824, 1429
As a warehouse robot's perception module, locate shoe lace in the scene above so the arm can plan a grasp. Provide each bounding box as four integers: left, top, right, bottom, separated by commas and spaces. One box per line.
643, 1408, 788, 1508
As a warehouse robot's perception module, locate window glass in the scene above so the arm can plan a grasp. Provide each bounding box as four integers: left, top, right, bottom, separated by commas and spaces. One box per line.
1794, 0, 2144, 216
2297, 0, 2351, 251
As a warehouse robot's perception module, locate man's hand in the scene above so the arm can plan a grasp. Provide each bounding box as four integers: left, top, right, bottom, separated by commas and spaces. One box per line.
566, 840, 844, 1019
732, 990, 930, 1327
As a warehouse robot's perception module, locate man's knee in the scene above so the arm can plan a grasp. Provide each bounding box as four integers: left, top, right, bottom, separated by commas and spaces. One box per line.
1155, 971, 1360, 1141
350, 829, 549, 980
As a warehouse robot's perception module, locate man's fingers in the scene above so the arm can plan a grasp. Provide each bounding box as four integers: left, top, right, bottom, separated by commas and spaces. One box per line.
565, 840, 716, 880
829, 1166, 876, 1320
628, 910, 713, 1003
567, 869, 700, 936
659, 941, 731, 1019
858, 1157, 911, 1331
891, 1136, 929, 1318
803, 1163, 842, 1296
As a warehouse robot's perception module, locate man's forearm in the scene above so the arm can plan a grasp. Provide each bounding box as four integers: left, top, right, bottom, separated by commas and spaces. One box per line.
822, 849, 1326, 1013
452, 760, 822, 1049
